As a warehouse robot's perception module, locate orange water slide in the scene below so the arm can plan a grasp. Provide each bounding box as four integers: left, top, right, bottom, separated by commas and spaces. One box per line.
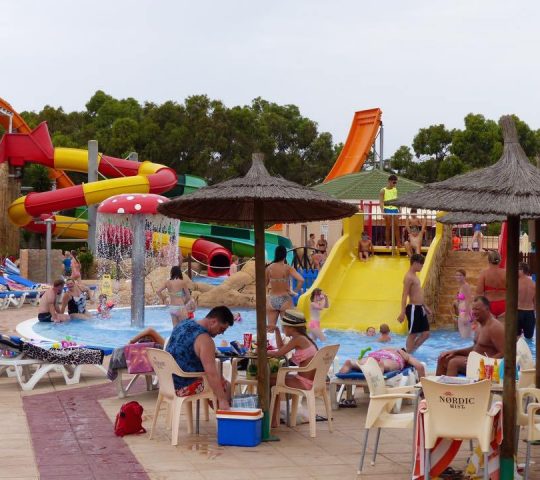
0, 97, 74, 188
323, 108, 382, 183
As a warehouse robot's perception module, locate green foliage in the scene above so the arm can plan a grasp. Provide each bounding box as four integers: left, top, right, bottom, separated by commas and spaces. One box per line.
77, 249, 94, 279
390, 145, 413, 174
22, 164, 51, 192
19, 91, 337, 186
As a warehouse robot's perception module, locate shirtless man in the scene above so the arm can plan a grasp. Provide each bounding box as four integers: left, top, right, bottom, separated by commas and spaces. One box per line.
397, 253, 431, 353
404, 213, 427, 257
358, 232, 374, 261
436, 296, 505, 376
518, 262, 536, 339
37, 279, 70, 323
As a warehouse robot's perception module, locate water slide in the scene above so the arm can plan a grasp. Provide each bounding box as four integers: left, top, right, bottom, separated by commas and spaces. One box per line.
297, 214, 443, 334
1, 122, 231, 275
324, 108, 382, 183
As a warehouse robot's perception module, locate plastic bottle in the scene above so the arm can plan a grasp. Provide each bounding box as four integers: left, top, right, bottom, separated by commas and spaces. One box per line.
493, 359, 500, 383
478, 358, 485, 380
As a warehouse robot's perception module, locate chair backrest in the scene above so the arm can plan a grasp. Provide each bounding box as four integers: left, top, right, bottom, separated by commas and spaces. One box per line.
421, 378, 491, 441
517, 337, 534, 370
466, 351, 496, 379
146, 348, 198, 400
307, 344, 339, 391
359, 357, 388, 396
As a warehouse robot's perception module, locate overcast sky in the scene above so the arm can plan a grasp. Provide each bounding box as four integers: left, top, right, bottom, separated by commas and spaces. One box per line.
2, 1, 539, 157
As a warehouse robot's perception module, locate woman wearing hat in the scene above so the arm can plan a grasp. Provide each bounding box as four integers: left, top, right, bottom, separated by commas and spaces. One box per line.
267, 310, 318, 427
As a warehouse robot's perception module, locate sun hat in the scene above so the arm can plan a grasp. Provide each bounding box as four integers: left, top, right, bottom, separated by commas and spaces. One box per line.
281, 310, 306, 327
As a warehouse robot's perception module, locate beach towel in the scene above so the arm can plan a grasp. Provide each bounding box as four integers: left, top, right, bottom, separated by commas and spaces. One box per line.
413, 400, 504, 480
124, 342, 155, 374
22, 342, 104, 366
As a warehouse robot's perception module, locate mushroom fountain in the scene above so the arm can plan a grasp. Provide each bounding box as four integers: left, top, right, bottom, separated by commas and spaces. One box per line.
97, 194, 180, 327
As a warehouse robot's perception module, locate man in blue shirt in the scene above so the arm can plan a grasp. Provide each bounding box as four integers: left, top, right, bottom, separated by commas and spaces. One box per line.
166, 306, 234, 409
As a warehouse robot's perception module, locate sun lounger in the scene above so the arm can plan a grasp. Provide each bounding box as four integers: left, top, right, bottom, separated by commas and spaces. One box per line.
0, 334, 107, 391
330, 366, 417, 411
0, 277, 41, 307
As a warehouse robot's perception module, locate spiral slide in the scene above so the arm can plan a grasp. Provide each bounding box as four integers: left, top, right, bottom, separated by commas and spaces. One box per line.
1, 122, 231, 276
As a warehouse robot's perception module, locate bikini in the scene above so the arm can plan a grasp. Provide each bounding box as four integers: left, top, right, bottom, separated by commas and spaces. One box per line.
290, 344, 317, 389
367, 349, 405, 370
268, 268, 292, 311
484, 284, 506, 316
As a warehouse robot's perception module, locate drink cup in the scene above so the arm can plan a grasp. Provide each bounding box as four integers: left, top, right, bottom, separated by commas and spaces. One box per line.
484, 364, 494, 380
243, 333, 253, 350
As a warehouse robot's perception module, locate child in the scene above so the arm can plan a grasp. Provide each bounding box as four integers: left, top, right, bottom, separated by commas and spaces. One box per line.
358, 232, 374, 261
309, 288, 329, 342
377, 323, 391, 343
366, 326, 376, 337
97, 294, 114, 318
229, 255, 239, 275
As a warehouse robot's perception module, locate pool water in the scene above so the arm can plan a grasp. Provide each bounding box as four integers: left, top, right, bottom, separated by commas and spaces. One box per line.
32, 307, 536, 371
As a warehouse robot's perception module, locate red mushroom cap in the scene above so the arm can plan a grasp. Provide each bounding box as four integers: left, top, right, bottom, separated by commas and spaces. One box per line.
98, 194, 169, 214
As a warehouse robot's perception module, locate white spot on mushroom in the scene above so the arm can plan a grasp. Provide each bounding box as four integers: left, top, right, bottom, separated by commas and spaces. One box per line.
117, 208, 125, 214
157, 199, 164, 203
134, 203, 142, 211
127, 195, 135, 201
112, 199, 117, 203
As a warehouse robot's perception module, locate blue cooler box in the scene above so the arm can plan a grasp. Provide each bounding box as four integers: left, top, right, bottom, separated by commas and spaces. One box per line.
216, 408, 263, 447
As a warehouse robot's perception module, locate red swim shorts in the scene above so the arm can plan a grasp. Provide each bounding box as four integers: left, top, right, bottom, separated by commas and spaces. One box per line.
175, 378, 204, 397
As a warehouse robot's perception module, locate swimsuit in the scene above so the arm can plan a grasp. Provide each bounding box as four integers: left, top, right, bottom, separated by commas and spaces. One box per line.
405, 304, 429, 334
517, 310, 535, 339
38, 312, 53, 322
456, 292, 473, 338
290, 344, 317, 389
367, 349, 405, 370
484, 285, 506, 316
269, 294, 291, 311
67, 294, 87, 315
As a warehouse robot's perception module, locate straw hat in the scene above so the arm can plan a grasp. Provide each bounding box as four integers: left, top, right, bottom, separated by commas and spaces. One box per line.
281, 310, 306, 327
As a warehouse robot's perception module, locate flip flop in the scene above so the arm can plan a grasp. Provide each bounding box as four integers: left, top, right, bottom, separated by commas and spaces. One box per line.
315, 415, 328, 422
339, 399, 357, 408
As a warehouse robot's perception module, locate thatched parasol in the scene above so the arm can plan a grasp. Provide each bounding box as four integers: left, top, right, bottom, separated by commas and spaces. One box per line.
437, 212, 506, 225
158, 153, 357, 439
389, 116, 540, 476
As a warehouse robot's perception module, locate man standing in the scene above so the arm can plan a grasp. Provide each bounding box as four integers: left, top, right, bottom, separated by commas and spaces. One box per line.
37, 279, 70, 322
166, 306, 234, 409
436, 296, 505, 376
397, 254, 431, 353
379, 174, 401, 248
517, 262, 536, 339
307, 233, 316, 250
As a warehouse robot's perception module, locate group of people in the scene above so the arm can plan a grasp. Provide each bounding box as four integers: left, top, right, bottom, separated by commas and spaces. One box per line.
37, 277, 93, 322
307, 232, 328, 269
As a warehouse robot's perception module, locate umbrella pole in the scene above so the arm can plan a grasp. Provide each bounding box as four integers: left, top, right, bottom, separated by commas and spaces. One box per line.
501, 215, 519, 478
535, 220, 540, 388
254, 201, 273, 441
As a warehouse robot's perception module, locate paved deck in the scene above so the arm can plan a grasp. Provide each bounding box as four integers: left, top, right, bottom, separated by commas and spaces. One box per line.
1, 305, 539, 479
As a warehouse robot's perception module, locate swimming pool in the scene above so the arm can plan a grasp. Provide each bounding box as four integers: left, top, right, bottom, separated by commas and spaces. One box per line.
29, 306, 535, 371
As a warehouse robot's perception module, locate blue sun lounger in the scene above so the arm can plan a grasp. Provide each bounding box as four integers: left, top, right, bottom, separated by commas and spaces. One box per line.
0, 277, 40, 307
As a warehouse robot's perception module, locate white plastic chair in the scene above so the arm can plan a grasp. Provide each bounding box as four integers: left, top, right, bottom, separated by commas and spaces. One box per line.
146, 348, 216, 446
357, 357, 417, 473
517, 337, 534, 370
230, 357, 257, 395
269, 344, 338, 438
421, 378, 494, 480
522, 388, 540, 480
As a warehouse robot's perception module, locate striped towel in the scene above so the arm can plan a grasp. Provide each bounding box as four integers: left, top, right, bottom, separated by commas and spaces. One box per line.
412, 399, 461, 479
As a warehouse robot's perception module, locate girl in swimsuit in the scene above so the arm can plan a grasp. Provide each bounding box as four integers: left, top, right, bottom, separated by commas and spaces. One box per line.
453, 269, 473, 338
157, 266, 192, 327
266, 245, 304, 331
268, 310, 318, 427
309, 288, 329, 342
476, 251, 506, 318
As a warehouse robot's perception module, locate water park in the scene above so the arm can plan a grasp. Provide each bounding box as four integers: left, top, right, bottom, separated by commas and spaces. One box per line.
1, 93, 539, 480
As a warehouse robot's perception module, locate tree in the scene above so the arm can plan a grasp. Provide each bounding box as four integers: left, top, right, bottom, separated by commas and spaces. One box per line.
411, 124, 453, 182
22, 164, 51, 192
390, 146, 413, 175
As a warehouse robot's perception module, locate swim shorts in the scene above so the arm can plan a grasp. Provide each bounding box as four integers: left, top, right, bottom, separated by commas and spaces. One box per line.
383, 207, 398, 214
405, 304, 429, 334
518, 310, 535, 339
175, 378, 204, 397
38, 312, 53, 322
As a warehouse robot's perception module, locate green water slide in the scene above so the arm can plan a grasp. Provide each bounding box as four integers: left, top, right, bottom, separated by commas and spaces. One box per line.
179, 222, 293, 262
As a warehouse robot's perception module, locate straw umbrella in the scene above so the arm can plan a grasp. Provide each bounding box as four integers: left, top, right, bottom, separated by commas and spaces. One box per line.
158, 153, 357, 439
390, 116, 540, 476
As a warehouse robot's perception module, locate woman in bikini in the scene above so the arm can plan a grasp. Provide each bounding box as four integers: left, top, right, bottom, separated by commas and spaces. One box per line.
157, 266, 192, 327
266, 245, 304, 331
453, 269, 474, 338
268, 310, 318, 427
476, 250, 506, 318
70, 250, 82, 281
339, 347, 426, 379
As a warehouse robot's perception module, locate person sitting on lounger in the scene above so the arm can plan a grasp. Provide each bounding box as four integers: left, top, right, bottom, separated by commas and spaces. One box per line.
339, 347, 425, 378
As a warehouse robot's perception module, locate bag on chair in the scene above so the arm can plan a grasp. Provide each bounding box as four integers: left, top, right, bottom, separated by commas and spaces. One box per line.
114, 401, 146, 437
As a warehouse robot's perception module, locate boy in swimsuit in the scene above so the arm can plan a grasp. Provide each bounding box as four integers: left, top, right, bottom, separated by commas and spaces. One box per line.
397, 253, 431, 353
377, 323, 391, 343
358, 233, 374, 261
404, 215, 427, 257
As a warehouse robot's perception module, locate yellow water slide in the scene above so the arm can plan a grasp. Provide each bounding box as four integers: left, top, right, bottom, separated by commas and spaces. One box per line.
297, 214, 443, 334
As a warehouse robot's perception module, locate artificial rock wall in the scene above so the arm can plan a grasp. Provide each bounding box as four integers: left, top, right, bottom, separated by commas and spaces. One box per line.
19, 249, 64, 284
0, 163, 21, 255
